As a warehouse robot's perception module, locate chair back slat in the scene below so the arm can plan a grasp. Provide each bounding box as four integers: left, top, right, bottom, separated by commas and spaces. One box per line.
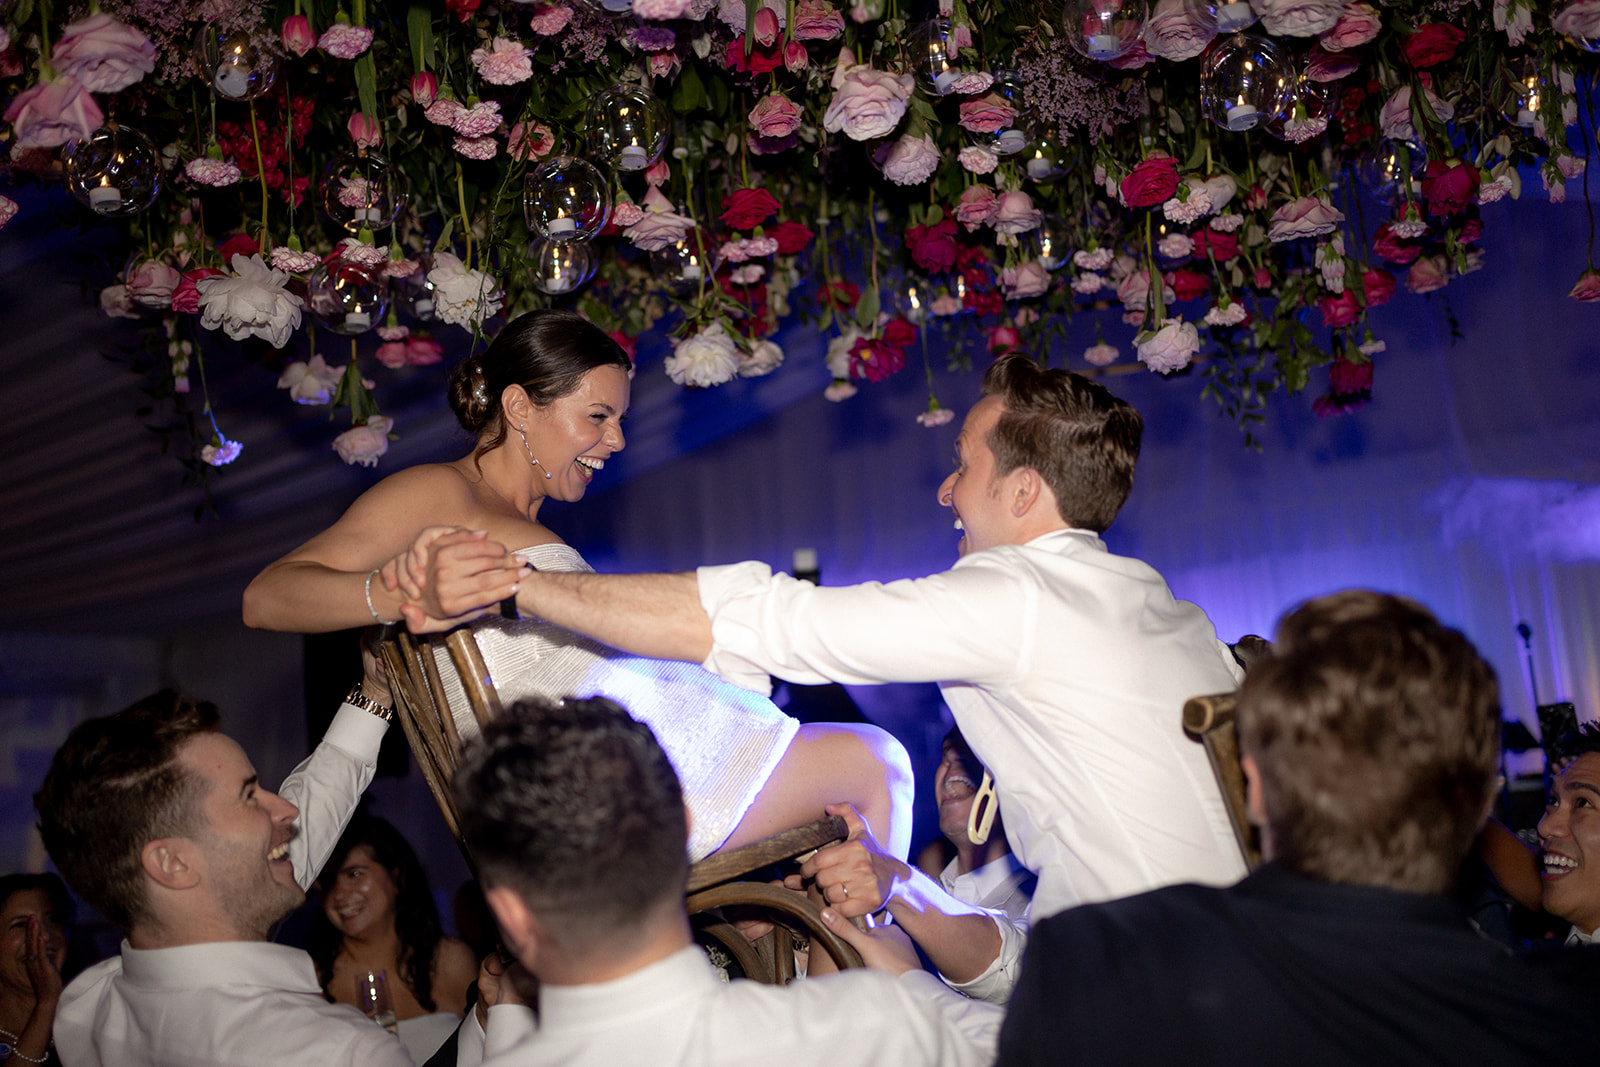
1183, 689, 1261, 870
445, 628, 503, 728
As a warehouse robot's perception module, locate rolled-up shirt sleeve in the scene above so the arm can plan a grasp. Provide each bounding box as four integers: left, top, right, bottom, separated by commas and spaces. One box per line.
944, 911, 1029, 1004
697, 557, 1034, 691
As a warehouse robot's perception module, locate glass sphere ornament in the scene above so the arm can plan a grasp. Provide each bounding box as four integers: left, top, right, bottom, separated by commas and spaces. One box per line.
524, 155, 612, 242
192, 24, 280, 102
1031, 217, 1072, 271
396, 254, 438, 322
308, 260, 390, 335
650, 239, 707, 293
571, 0, 634, 14
320, 150, 405, 234
64, 123, 162, 217
910, 19, 983, 96
531, 238, 597, 295
1213, 0, 1258, 31
1504, 59, 1547, 128
1264, 72, 1337, 141
1199, 34, 1293, 132
585, 84, 669, 172
1062, 0, 1147, 62
1356, 139, 1425, 207
962, 73, 1032, 157
1022, 130, 1073, 184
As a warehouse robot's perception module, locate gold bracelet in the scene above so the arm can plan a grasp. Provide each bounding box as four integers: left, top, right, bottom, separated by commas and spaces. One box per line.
344, 682, 394, 721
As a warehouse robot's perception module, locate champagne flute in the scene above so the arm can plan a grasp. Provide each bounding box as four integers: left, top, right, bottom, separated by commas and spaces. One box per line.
357, 969, 398, 1034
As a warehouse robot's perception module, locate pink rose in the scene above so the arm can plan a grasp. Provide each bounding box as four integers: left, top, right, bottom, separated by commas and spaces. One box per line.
411, 72, 439, 107
1266, 196, 1344, 242
333, 416, 394, 468
529, 3, 574, 34
1143, 0, 1218, 61
1371, 223, 1422, 265
624, 207, 696, 251
986, 325, 1021, 355
4, 77, 103, 150
1002, 261, 1050, 299
1319, 3, 1381, 50
1118, 268, 1173, 310
1420, 159, 1480, 216
822, 67, 913, 142
1317, 290, 1360, 328
1136, 318, 1200, 373
508, 122, 555, 162
1379, 85, 1453, 142
1120, 156, 1181, 208
1305, 45, 1361, 82
954, 185, 998, 230
1254, 0, 1345, 36
1568, 268, 1600, 302
793, 0, 846, 39
991, 190, 1042, 235
1405, 254, 1449, 294
472, 37, 533, 85
958, 98, 1017, 135
319, 22, 373, 60
882, 133, 940, 186
749, 93, 803, 138
752, 6, 781, 45
281, 15, 316, 57
52, 13, 156, 93
634, 0, 693, 16
127, 260, 182, 308
347, 112, 381, 149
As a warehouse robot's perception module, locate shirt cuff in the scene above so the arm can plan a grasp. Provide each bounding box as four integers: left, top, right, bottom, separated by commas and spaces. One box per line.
323, 702, 389, 764
483, 1004, 538, 1057
943, 912, 1026, 1004
697, 561, 781, 696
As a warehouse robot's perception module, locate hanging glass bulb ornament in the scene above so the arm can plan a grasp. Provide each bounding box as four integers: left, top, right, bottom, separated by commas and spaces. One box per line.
1022, 129, 1074, 184
1504, 58, 1546, 128
585, 84, 670, 172
308, 259, 390, 335
531, 238, 597, 295
1062, 0, 1147, 62
395, 253, 438, 322
910, 19, 983, 96
64, 123, 163, 217
192, 24, 280, 102
650, 239, 707, 292
320, 150, 405, 233
1213, 0, 1257, 31
524, 155, 612, 242
896, 278, 933, 324
1356, 139, 1425, 206
1032, 217, 1072, 271
962, 73, 1032, 157
1264, 71, 1337, 142
571, 0, 634, 14
1199, 34, 1293, 132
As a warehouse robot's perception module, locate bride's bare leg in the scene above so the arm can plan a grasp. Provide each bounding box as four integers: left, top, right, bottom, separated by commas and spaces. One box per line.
719, 723, 914, 860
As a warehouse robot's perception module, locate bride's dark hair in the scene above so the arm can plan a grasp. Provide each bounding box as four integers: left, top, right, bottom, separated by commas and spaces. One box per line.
447, 309, 632, 461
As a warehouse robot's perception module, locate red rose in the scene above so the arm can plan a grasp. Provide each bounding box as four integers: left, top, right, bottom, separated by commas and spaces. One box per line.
1457, 218, 1483, 244
445, 0, 479, 21
1362, 268, 1396, 307
1191, 229, 1238, 261
986, 325, 1020, 355
725, 36, 785, 75
1168, 267, 1211, 303
767, 220, 814, 255
1252, 266, 1272, 289
1420, 159, 1479, 217
1329, 357, 1373, 394
1372, 223, 1422, 265
905, 217, 959, 273
720, 187, 780, 230
1119, 155, 1180, 209
823, 280, 860, 309
847, 337, 906, 382
171, 267, 226, 314
1317, 290, 1361, 329
1402, 24, 1464, 69
881, 316, 918, 349
968, 288, 1004, 316
218, 233, 260, 261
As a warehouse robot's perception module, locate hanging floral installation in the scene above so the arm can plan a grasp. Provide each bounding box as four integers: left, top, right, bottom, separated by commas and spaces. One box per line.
2, 0, 1598, 472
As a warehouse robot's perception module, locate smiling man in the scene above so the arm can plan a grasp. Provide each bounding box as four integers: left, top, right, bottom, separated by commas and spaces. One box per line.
405, 354, 1247, 998
35, 655, 409, 1067
1539, 724, 1600, 945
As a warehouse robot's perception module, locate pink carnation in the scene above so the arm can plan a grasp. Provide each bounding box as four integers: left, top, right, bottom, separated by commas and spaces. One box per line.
269, 247, 321, 273
452, 101, 504, 138
453, 135, 499, 160
529, 4, 574, 34
1001, 261, 1051, 299
319, 23, 373, 60
186, 157, 242, 187
613, 202, 646, 227
473, 37, 533, 85
947, 72, 994, 95
1083, 343, 1119, 366
425, 98, 465, 127
1405, 254, 1450, 294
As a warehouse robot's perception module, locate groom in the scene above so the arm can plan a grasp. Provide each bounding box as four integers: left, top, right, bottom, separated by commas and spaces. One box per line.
397, 354, 1248, 1000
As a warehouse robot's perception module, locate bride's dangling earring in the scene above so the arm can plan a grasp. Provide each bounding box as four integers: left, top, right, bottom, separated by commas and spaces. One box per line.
516, 424, 553, 479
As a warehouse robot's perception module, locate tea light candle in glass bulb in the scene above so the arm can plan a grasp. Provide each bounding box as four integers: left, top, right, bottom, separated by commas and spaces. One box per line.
545, 264, 572, 293
682, 255, 702, 281
88, 180, 122, 213
344, 312, 370, 330
1088, 33, 1120, 58
1226, 100, 1258, 129
618, 145, 648, 170
215, 56, 251, 99
548, 216, 577, 237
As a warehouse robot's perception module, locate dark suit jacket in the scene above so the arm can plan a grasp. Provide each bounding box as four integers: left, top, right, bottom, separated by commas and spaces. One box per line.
998, 864, 1598, 1066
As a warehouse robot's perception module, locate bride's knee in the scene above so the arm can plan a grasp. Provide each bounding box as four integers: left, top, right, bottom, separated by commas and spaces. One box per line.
793, 722, 913, 799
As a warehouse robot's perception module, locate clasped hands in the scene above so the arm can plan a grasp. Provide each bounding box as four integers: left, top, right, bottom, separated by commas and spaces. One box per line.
378, 527, 528, 633
795, 804, 922, 976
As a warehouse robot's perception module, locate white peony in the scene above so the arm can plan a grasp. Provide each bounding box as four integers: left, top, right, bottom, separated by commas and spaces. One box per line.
665, 322, 741, 387
196, 254, 304, 349
277, 354, 344, 405
739, 339, 785, 377
428, 252, 503, 330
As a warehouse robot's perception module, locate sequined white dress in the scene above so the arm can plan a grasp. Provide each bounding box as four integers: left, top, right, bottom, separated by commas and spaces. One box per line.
435, 543, 799, 861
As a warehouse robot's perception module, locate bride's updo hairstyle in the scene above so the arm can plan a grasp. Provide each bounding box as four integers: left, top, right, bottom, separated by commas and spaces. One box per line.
448, 309, 632, 462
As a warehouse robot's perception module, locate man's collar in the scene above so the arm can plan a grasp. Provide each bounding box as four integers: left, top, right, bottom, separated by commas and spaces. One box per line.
119, 938, 322, 993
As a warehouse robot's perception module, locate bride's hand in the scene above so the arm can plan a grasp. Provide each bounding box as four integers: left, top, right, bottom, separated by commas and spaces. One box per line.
378, 525, 470, 602
388, 528, 525, 630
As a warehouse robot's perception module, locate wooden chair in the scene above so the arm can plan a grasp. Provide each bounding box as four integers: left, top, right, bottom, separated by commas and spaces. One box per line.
1180, 635, 1273, 871
377, 625, 863, 982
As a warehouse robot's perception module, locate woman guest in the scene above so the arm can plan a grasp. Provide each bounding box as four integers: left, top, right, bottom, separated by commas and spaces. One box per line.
0, 874, 70, 1066
244, 309, 911, 863
309, 817, 476, 1065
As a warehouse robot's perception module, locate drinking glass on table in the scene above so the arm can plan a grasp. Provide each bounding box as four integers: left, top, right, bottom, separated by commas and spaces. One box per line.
357, 970, 398, 1034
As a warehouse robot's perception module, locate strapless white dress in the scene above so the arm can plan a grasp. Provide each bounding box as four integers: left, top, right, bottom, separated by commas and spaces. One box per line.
434, 543, 799, 861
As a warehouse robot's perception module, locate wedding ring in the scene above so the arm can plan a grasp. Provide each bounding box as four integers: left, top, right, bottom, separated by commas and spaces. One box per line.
839, 883, 849, 899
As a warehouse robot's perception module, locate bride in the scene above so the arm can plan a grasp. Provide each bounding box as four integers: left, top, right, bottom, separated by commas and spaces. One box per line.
243, 309, 911, 861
